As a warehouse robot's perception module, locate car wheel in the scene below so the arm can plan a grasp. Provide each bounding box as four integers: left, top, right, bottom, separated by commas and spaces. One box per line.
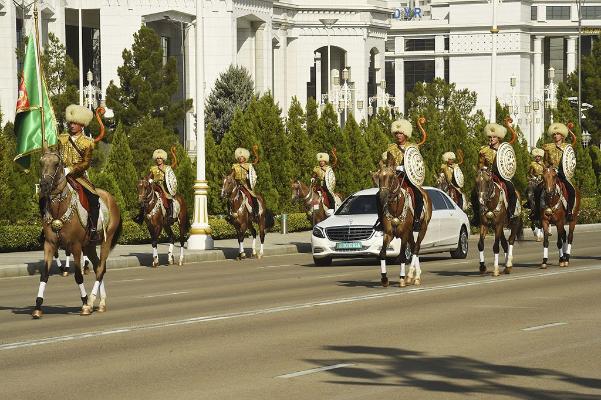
313, 256, 332, 266
450, 226, 469, 259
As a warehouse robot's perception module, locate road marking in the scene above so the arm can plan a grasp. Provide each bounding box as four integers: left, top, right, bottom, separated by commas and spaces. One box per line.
522, 322, 568, 331
141, 291, 189, 298
1, 265, 599, 352
114, 278, 144, 283
258, 264, 292, 269
315, 273, 354, 279
276, 363, 355, 379
471, 305, 538, 309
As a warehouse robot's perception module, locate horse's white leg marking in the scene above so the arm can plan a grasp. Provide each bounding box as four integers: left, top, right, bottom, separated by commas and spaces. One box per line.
152, 247, 158, 258
380, 259, 387, 275
494, 253, 499, 267
168, 243, 174, 264
543, 247, 548, 259
239, 242, 244, 254
87, 280, 100, 308
179, 246, 184, 266
37, 282, 47, 299
168, 243, 174, 255
78, 283, 87, 298
54, 255, 62, 268
259, 243, 264, 255
65, 254, 70, 269
252, 238, 257, 255
400, 263, 406, 277
414, 256, 422, 285
506, 244, 514, 267
479, 251, 485, 263
567, 244, 572, 254
559, 247, 564, 257
99, 281, 106, 298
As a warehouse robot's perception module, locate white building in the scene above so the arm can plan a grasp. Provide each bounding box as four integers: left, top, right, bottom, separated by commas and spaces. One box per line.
0, 0, 599, 147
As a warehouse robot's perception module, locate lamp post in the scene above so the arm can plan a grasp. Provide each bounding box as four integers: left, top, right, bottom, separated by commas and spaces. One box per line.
582, 130, 591, 147
319, 18, 338, 105
489, 0, 501, 123
575, 0, 584, 132
84, 70, 98, 110
342, 67, 350, 123
188, 0, 213, 250
544, 66, 557, 124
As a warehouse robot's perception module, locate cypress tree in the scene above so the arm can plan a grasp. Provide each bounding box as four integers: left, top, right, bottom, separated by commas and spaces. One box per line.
89, 170, 126, 216
344, 114, 372, 192
128, 117, 179, 175
103, 122, 139, 216
306, 97, 320, 141
364, 117, 391, 170
173, 144, 195, 216
205, 126, 225, 214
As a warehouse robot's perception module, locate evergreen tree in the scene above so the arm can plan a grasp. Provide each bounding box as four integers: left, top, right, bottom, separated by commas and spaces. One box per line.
588, 145, 601, 191
205, 126, 225, 214
41, 33, 79, 129
205, 65, 255, 143
364, 117, 391, 169
103, 122, 138, 216
287, 97, 314, 182
306, 97, 319, 140
173, 144, 195, 216
344, 114, 372, 192
128, 117, 179, 175
105, 26, 192, 130
89, 170, 126, 216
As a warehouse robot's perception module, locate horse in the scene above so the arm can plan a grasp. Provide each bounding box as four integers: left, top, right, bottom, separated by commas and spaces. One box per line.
539, 167, 580, 269
436, 173, 465, 211
34, 149, 122, 318
375, 156, 432, 287
221, 174, 274, 259
525, 176, 544, 241
474, 168, 523, 276
137, 178, 189, 267
290, 180, 328, 226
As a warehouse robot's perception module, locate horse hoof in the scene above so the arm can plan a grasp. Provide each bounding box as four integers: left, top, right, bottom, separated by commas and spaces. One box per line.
503, 267, 512, 274
400, 278, 406, 288
62, 270, 69, 277
540, 263, 547, 269
479, 266, 487, 275
257, 253, 263, 260
493, 269, 500, 277
83, 266, 90, 275
97, 304, 107, 313
168, 255, 174, 265
381, 277, 389, 287
80, 305, 92, 316
31, 309, 43, 319
178, 259, 184, 266
560, 261, 568, 268
414, 277, 422, 286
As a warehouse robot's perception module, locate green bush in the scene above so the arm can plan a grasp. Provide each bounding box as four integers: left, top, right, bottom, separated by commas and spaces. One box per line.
0, 224, 43, 252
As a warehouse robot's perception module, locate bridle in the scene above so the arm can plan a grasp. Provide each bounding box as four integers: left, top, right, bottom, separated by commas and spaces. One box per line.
41, 152, 66, 196
139, 179, 156, 207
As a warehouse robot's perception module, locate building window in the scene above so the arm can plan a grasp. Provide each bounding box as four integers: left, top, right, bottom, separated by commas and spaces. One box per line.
582, 6, 601, 19
531, 6, 537, 20
404, 60, 435, 93
444, 37, 449, 51
405, 38, 435, 52
444, 58, 449, 83
160, 36, 169, 66
546, 6, 570, 20
385, 38, 395, 52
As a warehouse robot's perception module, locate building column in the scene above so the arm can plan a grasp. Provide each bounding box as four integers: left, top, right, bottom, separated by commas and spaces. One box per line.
314, 51, 322, 104
254, 23, 266, 93
394, 36, 405, 115
566, 36, 577, 75
434, 35, 445, 79
0, 2, 18, 123
533, 35, 544, 146
279, 26, 288, 113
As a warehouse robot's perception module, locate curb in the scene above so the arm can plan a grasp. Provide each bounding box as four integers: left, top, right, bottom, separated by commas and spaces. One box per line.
0, 243, 312, 279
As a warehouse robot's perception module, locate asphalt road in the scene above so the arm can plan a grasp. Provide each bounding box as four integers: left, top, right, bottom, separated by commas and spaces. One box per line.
1, 228, 600, 400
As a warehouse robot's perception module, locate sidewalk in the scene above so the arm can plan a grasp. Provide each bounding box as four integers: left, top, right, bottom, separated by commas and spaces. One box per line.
0, 231, 313, 278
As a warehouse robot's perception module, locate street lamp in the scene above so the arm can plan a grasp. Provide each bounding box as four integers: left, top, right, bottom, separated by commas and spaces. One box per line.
84, 70, 99, 111
319, 18, 338, 106
489, 0, 502, 123
544, 67, 557, 123
582, 130, 591, 147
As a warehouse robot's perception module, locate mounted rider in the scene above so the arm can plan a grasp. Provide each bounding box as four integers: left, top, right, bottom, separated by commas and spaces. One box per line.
541, 122, 577, 221
311, 152, 336, 211
58, 104, 100, 240
439, 151, 464, 210
527, 148, 544, 222
231, 147, 259, 219
386, 119, 425, 231
134, 149, 177, 225
471, 123, 518, 225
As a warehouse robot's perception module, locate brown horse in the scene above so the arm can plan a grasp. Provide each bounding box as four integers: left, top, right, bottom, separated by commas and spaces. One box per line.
35, 149, 122, 318
475, 168, 523, 276
539, 167, 580, 269
137, 178, 189, 267
221, 175, 274, 259
375, 156, 432, 287
290, 180, 328, 225
436, 174, 465, 211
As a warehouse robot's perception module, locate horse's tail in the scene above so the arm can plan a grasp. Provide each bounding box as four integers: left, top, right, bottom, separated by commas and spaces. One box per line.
265, 209, 275, 229
110, 218, 123, 250
516, 217, 524, 241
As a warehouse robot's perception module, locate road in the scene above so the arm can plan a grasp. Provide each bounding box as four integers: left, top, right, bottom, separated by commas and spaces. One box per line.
1, 229, 600, 400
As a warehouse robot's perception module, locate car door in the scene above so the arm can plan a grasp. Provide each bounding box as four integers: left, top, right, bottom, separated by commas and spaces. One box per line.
427, 189, 455, 247
421, 189, 441, 248
439, 190, 462, 247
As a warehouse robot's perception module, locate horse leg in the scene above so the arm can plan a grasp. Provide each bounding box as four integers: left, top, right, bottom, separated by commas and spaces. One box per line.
258, 214, 266, 259
478, 226, 486, 274
500, 231, 509, 267
151, 226, 160, 267
541, 219, 549, 269
565, 219, 576, 267
82, 253, 91, 275
411, 224, 428, 286
178, 216, 186, 266
87, 241, 110, 313
379, 232, 392, 287
399, 239, 407, 288
70, 244, 87, 314
165, 225, 175, 265
32, 240, 54, 319
250, 225, 258, 258
557, 224, 566, 267
81, 245, 99, 315
492, 224, 502, 277
237, 228, 246, 260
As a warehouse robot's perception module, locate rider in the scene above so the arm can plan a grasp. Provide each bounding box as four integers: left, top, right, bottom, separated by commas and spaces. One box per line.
526, 148, 544, 221
231, 147, 259, 219
470, 123, 518, 225
134, 149, 177, 225
439, 152, 464, 209
311, 152, 336, 211
386, 119, 424, 231
541, 122, 577, 221
58, 104, 100, 240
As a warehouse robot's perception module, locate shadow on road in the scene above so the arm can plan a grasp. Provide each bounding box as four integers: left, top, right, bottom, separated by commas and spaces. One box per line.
1, 305, 81, 315
308, 345, 601, 399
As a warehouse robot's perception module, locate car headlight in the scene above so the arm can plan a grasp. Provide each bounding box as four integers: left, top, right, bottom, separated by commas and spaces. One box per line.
312, 226, 325, 238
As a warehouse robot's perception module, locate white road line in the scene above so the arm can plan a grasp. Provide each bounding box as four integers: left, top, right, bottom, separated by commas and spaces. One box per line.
141, 291, 189, 298
276, 363, 355, 379
114, 278, 144, 283
258, 264, 292, 269
522, 322, 568, 331
315, 273, 354, 279
1, 265, 600, 352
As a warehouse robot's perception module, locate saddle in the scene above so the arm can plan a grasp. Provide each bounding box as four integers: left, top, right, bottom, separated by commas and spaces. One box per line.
400, 179, 416, 211
314, 186, 331, 209
556, 177, 569, 200
153, 184, 170, 209
492, 174, 507, 195
67, 176, 90, 212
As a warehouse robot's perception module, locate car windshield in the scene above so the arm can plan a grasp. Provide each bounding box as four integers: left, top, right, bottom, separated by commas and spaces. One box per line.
335, 194, 378, 215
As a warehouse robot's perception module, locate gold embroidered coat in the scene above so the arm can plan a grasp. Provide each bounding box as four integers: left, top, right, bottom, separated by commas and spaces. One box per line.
528, 160, 544, 180
543, 142, 568, 169
478, 145, 497, 169
231, 163, 256, 196
312, 165, 334, 190
147, 165, 174, 199
386, 142, 417, 167
58, 133, 96, 193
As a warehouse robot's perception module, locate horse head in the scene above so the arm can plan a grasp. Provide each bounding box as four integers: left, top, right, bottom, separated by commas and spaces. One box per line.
376, 155, 399, 208
39, 151, 65, 197
542, 166, 559, 199
221, 174, 238, 199
137, 178, 153, 206
475, 167, 494, 205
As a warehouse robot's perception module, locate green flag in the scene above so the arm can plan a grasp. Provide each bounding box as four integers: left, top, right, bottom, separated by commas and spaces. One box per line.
14, 35, 58, 168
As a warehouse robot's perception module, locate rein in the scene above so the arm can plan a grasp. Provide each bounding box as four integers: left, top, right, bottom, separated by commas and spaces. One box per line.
478, 171, 503, 218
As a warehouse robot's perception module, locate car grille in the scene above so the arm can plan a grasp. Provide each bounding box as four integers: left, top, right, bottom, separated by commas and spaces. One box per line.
325, 226, 374, 242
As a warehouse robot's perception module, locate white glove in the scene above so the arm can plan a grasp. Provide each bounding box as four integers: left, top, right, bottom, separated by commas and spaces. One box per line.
395, 165, 405, 173
64, 167, 71, 176
148, 179, 154, 183
310, 177, 315, 183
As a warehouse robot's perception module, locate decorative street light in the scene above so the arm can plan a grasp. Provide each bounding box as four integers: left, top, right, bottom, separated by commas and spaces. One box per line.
544, 67, 557, 123
319, 18, 338, 106
84, 70, 99, 111
582, 130, 591, 147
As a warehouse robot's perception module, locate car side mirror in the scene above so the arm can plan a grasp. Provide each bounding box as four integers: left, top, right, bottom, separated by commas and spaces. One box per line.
326, 209, 334, 217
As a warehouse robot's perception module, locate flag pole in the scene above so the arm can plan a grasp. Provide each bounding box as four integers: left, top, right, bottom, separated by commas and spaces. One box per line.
32, 0, 46, 149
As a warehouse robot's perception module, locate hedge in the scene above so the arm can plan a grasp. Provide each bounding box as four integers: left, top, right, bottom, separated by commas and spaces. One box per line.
0, 213, 312, 252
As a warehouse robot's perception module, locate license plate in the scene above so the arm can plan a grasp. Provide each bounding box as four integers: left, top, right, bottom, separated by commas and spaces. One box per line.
335, 241, 362, 250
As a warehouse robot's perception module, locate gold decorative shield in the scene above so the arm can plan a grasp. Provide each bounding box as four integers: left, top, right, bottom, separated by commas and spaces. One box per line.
562, 144, 576, 180
495, 142, 516, 181
325, 167, 336, 194
248, 164, 257, 190
403, 146, 425, 186
165, 166, 178, 196
453, 166, 465, 188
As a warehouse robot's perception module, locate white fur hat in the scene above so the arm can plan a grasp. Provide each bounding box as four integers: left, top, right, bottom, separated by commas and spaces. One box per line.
442, 152, 456, 162
316, 152, 329, 163
235, 147, 250, 160
65, 104, 94, 127
153, 148, 168, 160
484, 123, 507, 139
390, 119, 412, 138
547, 122, 568, 138
531, 148, 544, 157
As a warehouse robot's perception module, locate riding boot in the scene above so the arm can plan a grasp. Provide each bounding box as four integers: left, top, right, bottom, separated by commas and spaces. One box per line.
506, 182, 518, 220
252, 197, 260, 220
88, 194, 100, 242
133, 205, 145, 224
412, 186, 424, 232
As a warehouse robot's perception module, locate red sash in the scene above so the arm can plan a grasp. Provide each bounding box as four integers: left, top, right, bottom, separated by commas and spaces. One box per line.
67, 176, 89, 211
